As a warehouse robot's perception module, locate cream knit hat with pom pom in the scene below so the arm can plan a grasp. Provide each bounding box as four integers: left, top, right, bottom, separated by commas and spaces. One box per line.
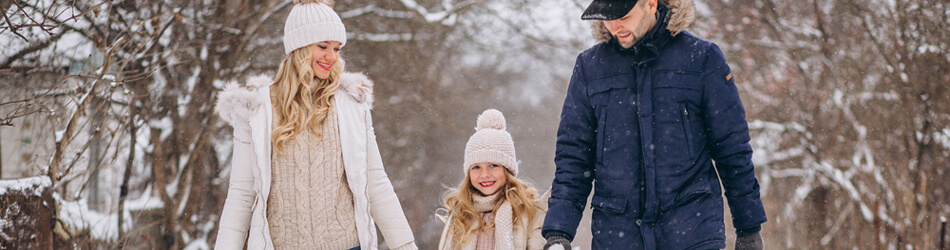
463, 109, 518, 175
283, 0, 347, 55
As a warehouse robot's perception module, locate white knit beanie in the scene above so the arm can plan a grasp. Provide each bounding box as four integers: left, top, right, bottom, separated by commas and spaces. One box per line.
463, 109, 518, 176
283, 0, 347, 55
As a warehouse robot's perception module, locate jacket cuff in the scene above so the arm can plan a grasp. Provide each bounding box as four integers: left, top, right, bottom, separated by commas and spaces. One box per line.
542, 230, 573, 242
736, 225, 761, 236
390, 241, 418, 250
727, 192, 768, 229
542, 197, 585, 240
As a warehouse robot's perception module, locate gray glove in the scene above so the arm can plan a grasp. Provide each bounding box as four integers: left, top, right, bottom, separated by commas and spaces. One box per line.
735, 231, 764, 250
543, 235, 571, 250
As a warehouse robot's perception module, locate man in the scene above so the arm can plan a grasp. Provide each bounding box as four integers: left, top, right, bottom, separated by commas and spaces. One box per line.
542, 0, 767, 249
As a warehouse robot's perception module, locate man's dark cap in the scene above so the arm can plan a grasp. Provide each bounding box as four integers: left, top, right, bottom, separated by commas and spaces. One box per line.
581, 0, 640, 20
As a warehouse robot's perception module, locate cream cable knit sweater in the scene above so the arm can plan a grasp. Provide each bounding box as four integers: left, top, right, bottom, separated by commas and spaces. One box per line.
267, 107, 360, 249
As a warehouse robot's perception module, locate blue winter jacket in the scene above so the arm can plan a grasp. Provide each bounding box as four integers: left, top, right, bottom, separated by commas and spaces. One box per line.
542, 1, 767, 249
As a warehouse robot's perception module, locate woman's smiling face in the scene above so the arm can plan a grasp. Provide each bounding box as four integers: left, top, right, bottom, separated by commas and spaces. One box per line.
309, 41, 341, 80
469, 162, 508, 196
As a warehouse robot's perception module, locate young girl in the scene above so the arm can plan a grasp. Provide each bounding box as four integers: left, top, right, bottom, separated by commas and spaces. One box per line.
213, 0, 416, 249
438, 109, 547, 250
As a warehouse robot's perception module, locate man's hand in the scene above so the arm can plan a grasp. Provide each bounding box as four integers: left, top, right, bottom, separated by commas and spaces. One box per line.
735, 231, 764, 250
543, 235, 571, 250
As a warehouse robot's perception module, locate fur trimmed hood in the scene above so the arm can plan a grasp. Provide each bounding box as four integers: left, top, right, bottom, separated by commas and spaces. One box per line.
215, 72, 375, 126
592, 0, 695, 42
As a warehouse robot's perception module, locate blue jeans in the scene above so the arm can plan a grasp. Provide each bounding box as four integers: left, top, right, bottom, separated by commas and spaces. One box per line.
348, 247, 360, 250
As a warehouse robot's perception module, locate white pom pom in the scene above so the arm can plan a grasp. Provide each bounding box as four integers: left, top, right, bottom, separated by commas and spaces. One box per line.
475, 109, 506, 131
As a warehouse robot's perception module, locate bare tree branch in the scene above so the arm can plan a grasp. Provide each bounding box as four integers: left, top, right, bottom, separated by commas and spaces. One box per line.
49, 37, 125, 184
0, 30, 66, 68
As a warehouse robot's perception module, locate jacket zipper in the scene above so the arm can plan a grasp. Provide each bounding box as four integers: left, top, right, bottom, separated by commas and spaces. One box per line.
682, 105, 693, 160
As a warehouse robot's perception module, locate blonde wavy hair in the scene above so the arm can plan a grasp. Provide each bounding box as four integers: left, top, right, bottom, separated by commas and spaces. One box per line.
270, 45, 345, 154
442, 168, 541, 245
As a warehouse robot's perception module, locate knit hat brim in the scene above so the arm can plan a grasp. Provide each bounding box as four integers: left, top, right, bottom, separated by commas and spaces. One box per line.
283, 22, 347, 55
464, 149, 518, 176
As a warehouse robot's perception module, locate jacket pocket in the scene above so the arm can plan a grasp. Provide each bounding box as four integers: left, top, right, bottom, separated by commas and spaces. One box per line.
596, 107, 606, 165
675, 186, 712, 206
681, 104, 693, 160
591, 195, 627, 214
588, 74, 635, 96
652, 71, 700, 123
589, 75, 638, 168
659, 180, 712, 211
653, 71, 701, 91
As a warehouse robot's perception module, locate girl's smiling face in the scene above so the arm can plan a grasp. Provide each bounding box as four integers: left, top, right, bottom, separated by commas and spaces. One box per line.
469, 162, 508, 196
309, 41, 341, 80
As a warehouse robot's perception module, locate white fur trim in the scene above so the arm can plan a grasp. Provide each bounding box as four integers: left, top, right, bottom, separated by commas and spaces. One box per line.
246, 74, 274, 88
339, 72, 374, 108
216, 73, 371, 125
214, 74, 271, 130
215, 82, 264, 126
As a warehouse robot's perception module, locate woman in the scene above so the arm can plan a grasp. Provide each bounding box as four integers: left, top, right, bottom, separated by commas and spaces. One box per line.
214, 0, 416, 249
438, 109, 547, 250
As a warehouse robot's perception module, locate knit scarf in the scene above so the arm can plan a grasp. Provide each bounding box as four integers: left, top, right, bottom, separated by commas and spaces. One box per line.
458, 193, 514, 250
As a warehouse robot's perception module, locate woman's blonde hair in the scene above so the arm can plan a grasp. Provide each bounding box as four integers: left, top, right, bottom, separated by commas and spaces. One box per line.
443, 168, 541, 245
270, 45, 345, 154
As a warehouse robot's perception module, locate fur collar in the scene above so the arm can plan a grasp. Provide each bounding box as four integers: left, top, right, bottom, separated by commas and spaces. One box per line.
339, 72, 374, 107
592, 0, 695, 42
214, 72, 375, 126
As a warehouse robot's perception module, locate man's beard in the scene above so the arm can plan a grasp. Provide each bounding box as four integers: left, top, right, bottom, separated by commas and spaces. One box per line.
617, 8, 657, 49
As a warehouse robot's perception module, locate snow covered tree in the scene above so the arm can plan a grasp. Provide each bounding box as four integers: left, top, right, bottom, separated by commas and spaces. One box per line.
695, 0, 950, 248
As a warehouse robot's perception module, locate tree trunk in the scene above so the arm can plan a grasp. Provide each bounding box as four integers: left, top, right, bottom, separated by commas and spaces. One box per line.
0, 128, 4, 178
116, 94, 137, 248
87, 94, 105, 211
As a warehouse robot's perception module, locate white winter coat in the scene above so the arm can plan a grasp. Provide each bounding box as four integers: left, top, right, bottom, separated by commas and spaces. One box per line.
213, 73, 416, 250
